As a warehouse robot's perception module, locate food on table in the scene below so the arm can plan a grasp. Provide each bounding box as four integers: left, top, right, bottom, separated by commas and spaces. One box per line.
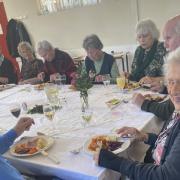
27, 105, 43, 114
144, 94, 166, 102
124, 81, 140, 90
34, 83, 46, 90
88, 135, 123, 152
14, 137, 47, 155
106, 98, 120, 107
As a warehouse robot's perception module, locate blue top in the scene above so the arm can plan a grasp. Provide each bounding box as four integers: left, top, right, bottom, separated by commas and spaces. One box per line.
0, 129, 24, 180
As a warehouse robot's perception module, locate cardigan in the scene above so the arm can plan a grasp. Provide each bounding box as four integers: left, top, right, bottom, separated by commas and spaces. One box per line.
99, 114, 180, 180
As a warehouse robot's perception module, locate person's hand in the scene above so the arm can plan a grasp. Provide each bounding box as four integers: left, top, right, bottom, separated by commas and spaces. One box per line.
139, 76, 152, 84
0, 77, 8, 84
93, 148, 101, 166
150, 81, 164, 92
95, 75, 103, 82
116, 126, 148, 142
123, 72, 130, 79
13, 117, 35, 137
37, 72, 45, 82
50, 73, 60, 82
132, 93, 145, 107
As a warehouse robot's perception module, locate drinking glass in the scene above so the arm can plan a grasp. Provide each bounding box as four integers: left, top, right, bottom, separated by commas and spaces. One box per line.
10, 103, 21, 119
43, 104, 55, 129
102, 74, 111, 87
81, 108, 93, 127
116, 76, 126, 90
44, 83, 60, 110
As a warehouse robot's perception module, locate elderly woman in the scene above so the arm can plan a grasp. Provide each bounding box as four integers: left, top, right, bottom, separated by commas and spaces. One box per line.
127, 19, 166, 82
83, 34, 119, 83
18, 41, 44, 84
37, 40, 76, 84
94, 47, 180, 180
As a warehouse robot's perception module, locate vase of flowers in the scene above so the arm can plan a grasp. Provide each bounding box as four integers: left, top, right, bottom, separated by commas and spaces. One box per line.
71, 65, 93, 112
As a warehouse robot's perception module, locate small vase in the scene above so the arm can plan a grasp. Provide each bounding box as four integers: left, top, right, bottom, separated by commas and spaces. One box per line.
80, 91, 89, 112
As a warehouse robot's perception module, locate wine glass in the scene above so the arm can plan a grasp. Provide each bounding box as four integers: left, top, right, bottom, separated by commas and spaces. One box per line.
116, 76, 126, 90
10, 103, 21, 119
102, 74, 111, 87
44, 83, 60, 110
43, 104, 55, 130
81, 108, 93, 127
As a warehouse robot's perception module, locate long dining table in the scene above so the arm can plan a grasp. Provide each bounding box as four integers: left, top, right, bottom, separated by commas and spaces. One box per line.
0, 84, 164, 180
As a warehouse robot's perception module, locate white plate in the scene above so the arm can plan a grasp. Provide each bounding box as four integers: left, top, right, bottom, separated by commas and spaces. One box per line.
10, 135, 54, 157
83, 135, 131, 155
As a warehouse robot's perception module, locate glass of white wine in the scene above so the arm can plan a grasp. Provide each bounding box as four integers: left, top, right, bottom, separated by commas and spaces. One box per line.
81, 108, 93, 127
116, 76, 126, 90
43, 104, 55, 130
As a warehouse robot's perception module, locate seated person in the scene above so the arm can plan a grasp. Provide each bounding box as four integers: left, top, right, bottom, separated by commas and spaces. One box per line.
83, 34, 119, 83
37, 40, 76, 84
0, 117, 34, 179
126, 19, 166, 82
0, 45, 17, 84
94, 47, 180, 180
18, 41, 44, 85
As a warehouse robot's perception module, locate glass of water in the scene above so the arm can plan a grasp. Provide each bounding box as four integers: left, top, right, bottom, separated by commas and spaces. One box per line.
102, 74, 111, 87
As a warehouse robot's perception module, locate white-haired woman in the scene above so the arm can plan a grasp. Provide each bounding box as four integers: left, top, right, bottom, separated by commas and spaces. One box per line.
126, 19, 166, 82
18, 41, 44, 84
94, 47, 180, 180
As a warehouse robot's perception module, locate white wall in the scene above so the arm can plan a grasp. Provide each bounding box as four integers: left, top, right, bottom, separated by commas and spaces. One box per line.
3, 0, 180, 55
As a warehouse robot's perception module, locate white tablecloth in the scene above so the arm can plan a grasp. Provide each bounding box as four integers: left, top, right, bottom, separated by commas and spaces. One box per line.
0, 85, 164, 180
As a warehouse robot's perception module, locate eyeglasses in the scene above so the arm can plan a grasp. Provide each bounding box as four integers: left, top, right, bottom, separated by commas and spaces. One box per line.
165, 79, 180, 86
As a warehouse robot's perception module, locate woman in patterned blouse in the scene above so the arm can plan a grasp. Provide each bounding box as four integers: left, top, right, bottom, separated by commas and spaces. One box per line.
126, 19, 167, 82
18, 41, 44, 84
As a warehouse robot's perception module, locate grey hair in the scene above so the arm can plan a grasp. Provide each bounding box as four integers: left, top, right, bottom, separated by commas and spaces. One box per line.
164, 47, 180, 77
83, 34, 103, 50
37, 40, 54, 52
17, 41, 34, 57
136, 19, 160, 40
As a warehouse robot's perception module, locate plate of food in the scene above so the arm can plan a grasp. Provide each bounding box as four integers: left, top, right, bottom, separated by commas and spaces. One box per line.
10, 135, 54, 157
106, 98, 121, 108
144, 94, 167, 102
124, 81, 140, 91
0, 84, 15, 91
34, 83, 46, 90
84, 134, 130, 155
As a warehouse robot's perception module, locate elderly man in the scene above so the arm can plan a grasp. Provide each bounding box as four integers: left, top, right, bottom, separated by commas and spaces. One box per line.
37, 40, 76, 84
94, 47, 180, 180
0, 45, 17, 84
133, 15, 180, 120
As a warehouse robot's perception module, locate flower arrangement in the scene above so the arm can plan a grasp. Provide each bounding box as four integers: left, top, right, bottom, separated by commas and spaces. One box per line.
71, 65, 93, 111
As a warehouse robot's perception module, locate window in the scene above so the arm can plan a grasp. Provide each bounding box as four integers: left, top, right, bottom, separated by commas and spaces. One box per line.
38, 0, 101, 15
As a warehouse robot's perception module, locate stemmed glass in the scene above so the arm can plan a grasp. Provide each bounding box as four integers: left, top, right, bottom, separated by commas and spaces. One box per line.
102, 74, 111, 87
10, 103, 21, 119
81, 108, 93, 127
43, 104, 56, 130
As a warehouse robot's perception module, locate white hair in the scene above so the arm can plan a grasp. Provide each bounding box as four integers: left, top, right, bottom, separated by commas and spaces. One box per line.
37, 40, 54, 52
164, 47, 180, 77
136, 19, 160, 40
